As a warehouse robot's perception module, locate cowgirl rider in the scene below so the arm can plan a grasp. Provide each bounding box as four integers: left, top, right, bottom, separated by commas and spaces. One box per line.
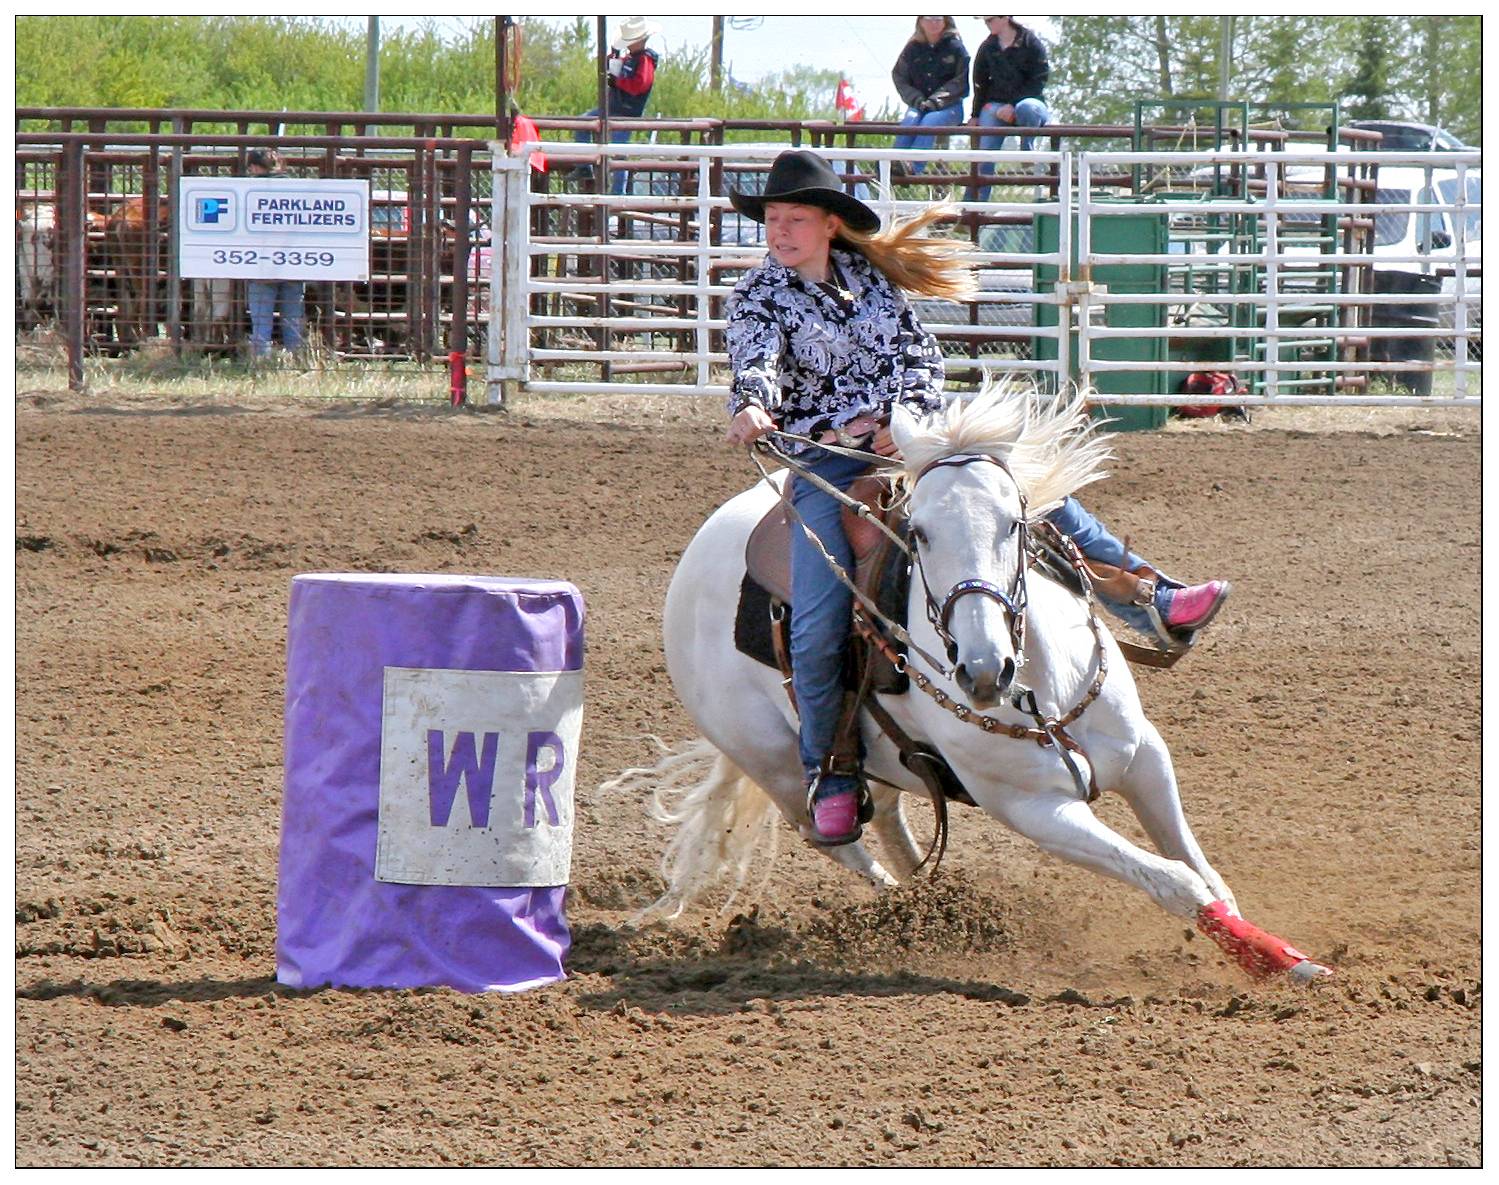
724, 150, 1230, 846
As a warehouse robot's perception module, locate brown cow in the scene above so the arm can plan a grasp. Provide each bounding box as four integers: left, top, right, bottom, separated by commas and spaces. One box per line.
103, 195, 171, 346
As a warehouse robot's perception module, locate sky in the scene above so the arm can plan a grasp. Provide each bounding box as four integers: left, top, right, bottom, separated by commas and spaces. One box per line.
359, 12, 1059, 118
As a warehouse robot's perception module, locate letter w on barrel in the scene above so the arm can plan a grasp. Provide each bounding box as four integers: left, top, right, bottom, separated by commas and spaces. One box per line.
426, 730, 565, 829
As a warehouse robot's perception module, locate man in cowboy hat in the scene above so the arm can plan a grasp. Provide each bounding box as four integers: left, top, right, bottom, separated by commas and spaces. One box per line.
572, 17, 663, 195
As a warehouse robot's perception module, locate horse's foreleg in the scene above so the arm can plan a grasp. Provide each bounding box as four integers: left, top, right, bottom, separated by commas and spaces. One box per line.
993, 789, 1333, 979
1112, 725, 1237, 914
990, 789, 1217, 919
1113, 728, 1330, 981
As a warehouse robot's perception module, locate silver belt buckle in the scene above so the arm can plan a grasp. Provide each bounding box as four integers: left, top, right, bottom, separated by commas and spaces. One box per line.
833, 416, 877, 448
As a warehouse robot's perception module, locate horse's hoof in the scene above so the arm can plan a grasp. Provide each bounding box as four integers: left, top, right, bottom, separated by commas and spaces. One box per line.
1288, 959, 1334, 983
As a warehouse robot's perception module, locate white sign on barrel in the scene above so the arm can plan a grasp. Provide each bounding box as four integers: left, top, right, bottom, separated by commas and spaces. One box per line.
178, 176, 370, 281
375, 666, 582, 888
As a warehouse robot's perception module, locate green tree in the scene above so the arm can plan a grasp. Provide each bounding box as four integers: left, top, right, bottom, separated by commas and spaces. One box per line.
15, 14, 1479, 146
1388, 16, 1480, 143
1050, 16, 1363, 133
1341, 17, 1391, 120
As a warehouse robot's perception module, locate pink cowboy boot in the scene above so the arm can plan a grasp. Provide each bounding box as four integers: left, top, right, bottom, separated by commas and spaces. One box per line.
807, 774, 863, 846
1160, 580, 1231, 635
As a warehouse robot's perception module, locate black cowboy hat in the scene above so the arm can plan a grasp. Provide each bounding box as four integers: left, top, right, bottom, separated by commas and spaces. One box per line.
728, 150, 880, 234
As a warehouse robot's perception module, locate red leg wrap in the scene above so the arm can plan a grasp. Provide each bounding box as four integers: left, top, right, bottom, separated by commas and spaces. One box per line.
1197, 900, 1309, 979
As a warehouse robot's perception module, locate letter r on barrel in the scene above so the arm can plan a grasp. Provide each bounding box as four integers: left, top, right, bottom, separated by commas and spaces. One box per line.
525, 731, 565, 828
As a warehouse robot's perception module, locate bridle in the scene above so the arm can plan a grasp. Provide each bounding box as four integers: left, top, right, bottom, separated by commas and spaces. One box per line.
910, 453, 1031, 666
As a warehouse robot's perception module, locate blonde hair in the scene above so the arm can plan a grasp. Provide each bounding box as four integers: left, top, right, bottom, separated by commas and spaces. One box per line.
835, 203, 977, 302
909, 16, 958, 41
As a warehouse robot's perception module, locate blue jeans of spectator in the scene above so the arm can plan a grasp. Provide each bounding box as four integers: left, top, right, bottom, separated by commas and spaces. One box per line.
973, 97, 1051, 201
574, 108, 634, 195
893, 102, 966, 174
247, 280, 305, 358
788, 450, 872, 783
1047, 494, 1168, 636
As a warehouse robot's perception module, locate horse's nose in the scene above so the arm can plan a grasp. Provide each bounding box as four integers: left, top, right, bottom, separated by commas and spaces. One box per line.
955, 654, 1016, 708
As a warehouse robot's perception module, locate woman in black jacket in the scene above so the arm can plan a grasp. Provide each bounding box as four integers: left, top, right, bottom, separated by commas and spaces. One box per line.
891, 16, 970, 175
970, 16, 1052, 201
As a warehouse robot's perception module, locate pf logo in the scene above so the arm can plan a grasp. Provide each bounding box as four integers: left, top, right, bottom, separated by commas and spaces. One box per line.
187, 192, 236, 231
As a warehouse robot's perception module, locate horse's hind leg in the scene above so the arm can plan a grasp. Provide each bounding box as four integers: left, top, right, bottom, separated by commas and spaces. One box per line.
1112, 723, 1237, 914
865, 788, 924, 881
708, 715, 901, 892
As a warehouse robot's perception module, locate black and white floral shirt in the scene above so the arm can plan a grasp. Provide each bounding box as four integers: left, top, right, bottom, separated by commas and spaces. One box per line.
726, 247, 945, 452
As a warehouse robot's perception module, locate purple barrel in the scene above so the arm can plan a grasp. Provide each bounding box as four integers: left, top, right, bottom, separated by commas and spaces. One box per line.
278, 573, 584, 993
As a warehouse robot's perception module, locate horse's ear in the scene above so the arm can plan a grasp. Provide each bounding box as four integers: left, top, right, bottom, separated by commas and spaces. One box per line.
890, 403, 920, 458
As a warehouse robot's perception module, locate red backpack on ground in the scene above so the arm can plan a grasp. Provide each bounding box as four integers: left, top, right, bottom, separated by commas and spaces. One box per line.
1178, 371, 1246, 418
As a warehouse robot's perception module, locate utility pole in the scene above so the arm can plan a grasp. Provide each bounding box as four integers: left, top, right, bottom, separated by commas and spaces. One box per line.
364, 16, 381, 113
710, 17, 725, 92
1217, 16, 1233, 101
496, 16, 515, 147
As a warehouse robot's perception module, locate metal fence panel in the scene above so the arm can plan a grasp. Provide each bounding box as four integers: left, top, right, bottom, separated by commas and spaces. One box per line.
487, 143, 1479, 410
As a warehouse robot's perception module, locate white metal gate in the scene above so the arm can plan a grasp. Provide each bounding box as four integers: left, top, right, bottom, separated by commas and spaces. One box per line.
489, 143, 1480, 408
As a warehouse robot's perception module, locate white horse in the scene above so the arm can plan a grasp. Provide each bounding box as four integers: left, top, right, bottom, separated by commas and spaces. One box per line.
611, 383, 1331, 983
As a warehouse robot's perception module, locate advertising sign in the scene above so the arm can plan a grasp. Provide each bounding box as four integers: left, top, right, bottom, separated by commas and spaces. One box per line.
178, 176, 370, 281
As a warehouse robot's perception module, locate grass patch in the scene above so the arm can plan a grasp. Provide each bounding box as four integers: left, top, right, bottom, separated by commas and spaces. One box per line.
13, 326, 1479, 437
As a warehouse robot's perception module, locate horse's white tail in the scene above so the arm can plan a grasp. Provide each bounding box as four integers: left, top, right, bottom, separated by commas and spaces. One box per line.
601, 737, 780, 923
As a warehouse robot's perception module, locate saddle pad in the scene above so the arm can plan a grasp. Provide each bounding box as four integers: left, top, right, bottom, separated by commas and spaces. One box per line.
733, 573, 783, 673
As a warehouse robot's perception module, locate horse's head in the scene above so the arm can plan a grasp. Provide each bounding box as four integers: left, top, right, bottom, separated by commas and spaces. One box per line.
891, 380, 1114, 710
894, 430, 1027, 707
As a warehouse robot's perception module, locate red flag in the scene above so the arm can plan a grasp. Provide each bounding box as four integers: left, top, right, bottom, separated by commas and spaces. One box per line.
835, 79, 865, 122
513, 113, 547, 173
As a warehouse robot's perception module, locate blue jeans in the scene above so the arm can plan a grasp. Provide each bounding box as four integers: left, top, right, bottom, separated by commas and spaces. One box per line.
247, 280, 305, 358
972, 97, 1051, 202
574, 109, 635, 195
1047, 495, 1172, 637
893, 102, 966, 174
788, 450, 872, 783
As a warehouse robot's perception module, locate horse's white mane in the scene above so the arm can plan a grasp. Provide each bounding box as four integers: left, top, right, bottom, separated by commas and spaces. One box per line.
895, 376, 1114, 514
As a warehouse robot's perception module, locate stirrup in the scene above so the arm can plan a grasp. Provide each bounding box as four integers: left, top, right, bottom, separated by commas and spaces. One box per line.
803, 766, 871, 815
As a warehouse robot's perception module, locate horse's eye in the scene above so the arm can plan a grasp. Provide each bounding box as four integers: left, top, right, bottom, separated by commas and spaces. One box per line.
910, 525, 928, 548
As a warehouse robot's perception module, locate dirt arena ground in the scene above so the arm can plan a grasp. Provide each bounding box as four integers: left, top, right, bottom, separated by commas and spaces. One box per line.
14, 385, 1481, 1167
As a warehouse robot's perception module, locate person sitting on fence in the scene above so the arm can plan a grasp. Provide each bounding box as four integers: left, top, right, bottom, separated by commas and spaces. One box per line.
572, 16, 662, 196
891, 16, 970, 177
244, 148, 306, 360
723, 149, 1231, 845
969, 16, 1052, 202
